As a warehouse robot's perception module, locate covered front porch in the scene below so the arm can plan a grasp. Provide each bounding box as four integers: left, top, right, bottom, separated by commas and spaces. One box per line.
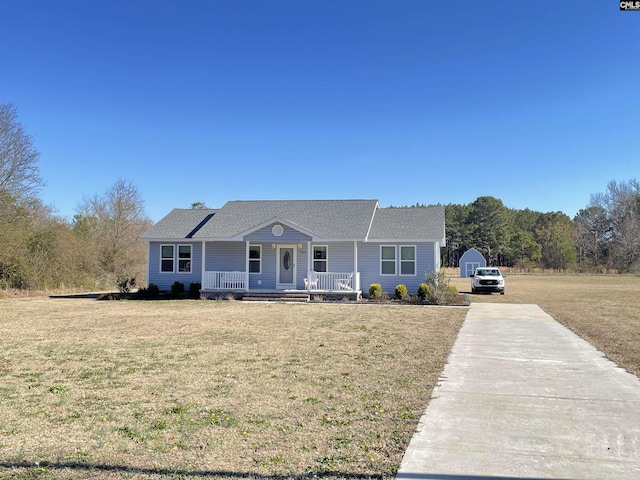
199, 235, 362, 296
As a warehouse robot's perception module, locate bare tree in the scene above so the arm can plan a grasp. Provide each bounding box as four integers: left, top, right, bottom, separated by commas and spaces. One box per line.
75, 179, 151, 285
590, 179, 640, 272
574, 205, 610, 267
0, 104, 43, 207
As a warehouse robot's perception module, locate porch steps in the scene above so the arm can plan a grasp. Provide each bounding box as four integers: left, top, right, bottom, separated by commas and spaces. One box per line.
241, 293, 310, 303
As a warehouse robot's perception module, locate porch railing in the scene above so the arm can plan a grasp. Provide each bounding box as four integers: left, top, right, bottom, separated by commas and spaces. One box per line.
202, 270, 360, 291
306, 272, 359, 291
203, 271, 246, 290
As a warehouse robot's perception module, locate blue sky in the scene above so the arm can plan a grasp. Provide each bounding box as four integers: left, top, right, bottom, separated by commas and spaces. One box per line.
1, 0, 638, 223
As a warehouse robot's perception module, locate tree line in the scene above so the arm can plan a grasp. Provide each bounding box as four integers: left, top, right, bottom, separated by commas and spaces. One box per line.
0, 103, 151, 291
440, 180, 640, 274
1, 103, 638, 292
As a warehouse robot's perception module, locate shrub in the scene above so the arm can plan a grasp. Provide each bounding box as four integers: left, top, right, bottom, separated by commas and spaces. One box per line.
444, 285, 461, 305
417, 283, 431, 302
136, 283, 160, 299
394, 284, 408, 300
147, 283, 160, 298
372, 291, 389, 303
368, 284, 382, 298
171, 281, 185, 296
423, 270, 466, 305
189, 282, 202, 299
117, 276, 136, 294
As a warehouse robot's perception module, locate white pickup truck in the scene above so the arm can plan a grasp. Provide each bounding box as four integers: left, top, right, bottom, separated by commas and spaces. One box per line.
470, 267, 505, 295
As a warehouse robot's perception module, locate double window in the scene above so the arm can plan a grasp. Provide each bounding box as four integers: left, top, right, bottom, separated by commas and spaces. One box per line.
380, 245, 416, 276
160, 245, 192, 273
312, 246, 327, 272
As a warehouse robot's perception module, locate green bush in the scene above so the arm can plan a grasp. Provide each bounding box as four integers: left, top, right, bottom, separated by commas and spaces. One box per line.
147, 283, 160, 298
417, 283, 431, 301
171, 281, 185, 295
189, 282, 202, 299
368, 283, 382, 298
136, 283, 159, 299
394, 284, 408, 300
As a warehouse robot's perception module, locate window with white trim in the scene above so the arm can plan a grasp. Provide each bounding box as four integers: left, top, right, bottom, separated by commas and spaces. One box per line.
161, 245, 174, 273
381, 245, 396, 275
178, 245, 192, 273
400, 246, 416, 275
312, 246, 327, 272
249, 245, 261, 273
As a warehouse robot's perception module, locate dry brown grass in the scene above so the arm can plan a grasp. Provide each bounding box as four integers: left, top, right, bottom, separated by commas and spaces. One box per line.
0, 298, 466, 479
449, 273, 640, 377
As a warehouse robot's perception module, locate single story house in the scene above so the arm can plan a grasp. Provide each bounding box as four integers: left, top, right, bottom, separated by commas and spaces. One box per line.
140, 199, 445, 298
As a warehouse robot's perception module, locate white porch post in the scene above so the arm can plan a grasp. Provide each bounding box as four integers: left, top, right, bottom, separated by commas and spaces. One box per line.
201, 241, 206, 287
245, 241, 250, 291
353, 241, 359, 290
307, 241, 311, 276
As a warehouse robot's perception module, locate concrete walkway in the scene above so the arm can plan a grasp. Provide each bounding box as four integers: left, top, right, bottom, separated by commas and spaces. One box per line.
397, 303, 640, 480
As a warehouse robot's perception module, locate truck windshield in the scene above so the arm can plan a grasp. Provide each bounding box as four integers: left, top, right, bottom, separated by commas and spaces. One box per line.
477, 269, 500, 276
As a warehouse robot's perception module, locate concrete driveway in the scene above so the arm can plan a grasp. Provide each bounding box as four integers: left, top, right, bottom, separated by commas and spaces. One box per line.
397, 303, 640, 480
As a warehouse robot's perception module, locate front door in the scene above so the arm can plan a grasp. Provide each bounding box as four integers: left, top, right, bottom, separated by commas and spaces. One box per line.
276, 245, 296, 289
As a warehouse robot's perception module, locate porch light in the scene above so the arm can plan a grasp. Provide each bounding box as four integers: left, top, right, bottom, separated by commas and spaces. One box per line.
297, 244, 302, 249
271, 244, 276, 249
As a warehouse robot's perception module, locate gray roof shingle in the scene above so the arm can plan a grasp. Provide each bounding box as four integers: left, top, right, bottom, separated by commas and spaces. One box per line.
140, 208, 219, 240
141, 201, 445, 243
367, 206, 445, 241
192, 200, 379, 239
